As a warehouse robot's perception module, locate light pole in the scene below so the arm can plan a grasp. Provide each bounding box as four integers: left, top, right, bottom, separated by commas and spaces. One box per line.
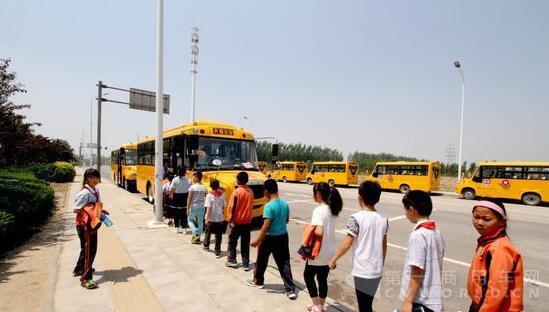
454, 60, 465, 180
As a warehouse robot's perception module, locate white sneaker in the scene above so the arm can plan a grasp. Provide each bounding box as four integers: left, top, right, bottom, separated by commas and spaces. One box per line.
173, 227, 180, 233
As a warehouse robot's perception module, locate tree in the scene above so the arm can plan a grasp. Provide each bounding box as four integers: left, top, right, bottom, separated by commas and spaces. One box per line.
0, 58, 75, 165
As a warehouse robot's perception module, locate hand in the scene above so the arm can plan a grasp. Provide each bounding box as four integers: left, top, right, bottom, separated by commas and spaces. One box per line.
400, 302, 413, 312
103, 210, 110, 215
328, 260, 337, 270
251, 239, 260, 248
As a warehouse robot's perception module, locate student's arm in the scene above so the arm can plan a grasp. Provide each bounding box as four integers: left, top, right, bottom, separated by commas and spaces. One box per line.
227, 194, 237, 223
251, 219, 272, 247
329, 234, 354, 269
187, 189, 193, 213
383, 234, 388, 265
401, 265, 424, 312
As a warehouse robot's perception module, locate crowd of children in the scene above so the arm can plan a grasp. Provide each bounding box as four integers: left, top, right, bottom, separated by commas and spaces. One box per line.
74, 168, 524, 312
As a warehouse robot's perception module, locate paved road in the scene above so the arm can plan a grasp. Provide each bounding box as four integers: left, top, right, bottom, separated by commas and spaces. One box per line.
102, 167, 548, 311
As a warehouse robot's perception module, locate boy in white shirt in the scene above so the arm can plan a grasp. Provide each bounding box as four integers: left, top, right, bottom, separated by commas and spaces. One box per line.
329, 181, 388, 312
203, 179, 225, 257
399, 190, 446, 312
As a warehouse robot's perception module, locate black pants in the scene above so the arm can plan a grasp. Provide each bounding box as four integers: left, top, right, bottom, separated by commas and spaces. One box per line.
254, 233, 296, 292
74, 225, 98, 281
354, 276, 381, 312
413, 303, 434, 312
172, 193, 188, 228
227, 223, 251, 265
203, 221, 223, 253
304, 263, 330, 298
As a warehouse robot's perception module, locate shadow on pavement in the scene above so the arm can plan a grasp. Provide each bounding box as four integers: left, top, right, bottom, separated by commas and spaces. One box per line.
94, 266, 144, 285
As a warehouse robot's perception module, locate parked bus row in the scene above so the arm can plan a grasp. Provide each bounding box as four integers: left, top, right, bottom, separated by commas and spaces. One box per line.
111, 121, 548, 206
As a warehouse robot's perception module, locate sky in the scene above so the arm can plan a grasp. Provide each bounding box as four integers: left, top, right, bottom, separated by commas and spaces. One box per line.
2, 0, 548, 163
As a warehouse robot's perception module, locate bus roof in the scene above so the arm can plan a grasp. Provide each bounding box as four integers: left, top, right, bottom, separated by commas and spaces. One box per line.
120, 143, 137, 150
312, 161, 358, 165
137, 120, 255, 144
477, 161, 549, 167
375, 161, 440, 166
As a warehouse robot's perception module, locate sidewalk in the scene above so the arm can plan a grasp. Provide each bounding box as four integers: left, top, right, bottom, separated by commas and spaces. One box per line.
50, 170, 353, 312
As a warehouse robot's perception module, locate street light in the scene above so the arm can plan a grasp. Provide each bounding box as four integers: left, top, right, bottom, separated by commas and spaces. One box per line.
454, 60, 465, 181
89, 92, 109, 168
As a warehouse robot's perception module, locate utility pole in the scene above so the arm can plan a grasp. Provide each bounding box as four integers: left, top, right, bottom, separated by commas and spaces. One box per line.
96, 80, 103, 174
190, 24, 199, 123
445, 144, 456, 165
453, 61, 465, 181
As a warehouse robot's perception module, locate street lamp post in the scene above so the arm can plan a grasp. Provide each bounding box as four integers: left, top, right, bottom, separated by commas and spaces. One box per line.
454, 60, 465, 181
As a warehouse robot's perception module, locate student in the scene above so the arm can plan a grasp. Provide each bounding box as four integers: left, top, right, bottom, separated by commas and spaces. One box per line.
247, 179, 297, 300
203, 179, 226, 257
467, 200, 523, 312
329, 181, 388, 312
163, 172, 175, 226
225, 171, 254, 271
170, 166, 191, 233
304, 182, 342, 312
399, 190, 445, 312
72, 168, 110, 289
187, 171, 207, 244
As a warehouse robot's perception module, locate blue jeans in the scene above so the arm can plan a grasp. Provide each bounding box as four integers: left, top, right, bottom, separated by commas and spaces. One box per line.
188, 207, 205, 236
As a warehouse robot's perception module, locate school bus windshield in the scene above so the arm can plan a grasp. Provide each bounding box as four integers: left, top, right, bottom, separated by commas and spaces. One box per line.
124, 149, 138, 165
196, 137, 259, 171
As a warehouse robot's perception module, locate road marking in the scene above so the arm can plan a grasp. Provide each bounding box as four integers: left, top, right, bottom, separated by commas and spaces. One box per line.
388, 215, 408, 222
288, 217, 549, 289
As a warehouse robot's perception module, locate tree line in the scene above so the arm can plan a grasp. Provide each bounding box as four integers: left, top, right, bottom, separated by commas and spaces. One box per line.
0, 58, 75, 166
257, 141, 477, 177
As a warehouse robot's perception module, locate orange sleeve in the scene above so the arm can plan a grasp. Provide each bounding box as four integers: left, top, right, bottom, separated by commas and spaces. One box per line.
479, 246, 522, 312
226, 191, 237, 222
509, 254, 524, 312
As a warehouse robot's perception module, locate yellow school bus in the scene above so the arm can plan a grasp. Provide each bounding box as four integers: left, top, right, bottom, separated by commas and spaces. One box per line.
135, 121, 268, 224
110, 143, 138, 192
306, 161, 359, 186
368, 161, 441, 193
267, 161, 307, 182
456, 161, 549, 206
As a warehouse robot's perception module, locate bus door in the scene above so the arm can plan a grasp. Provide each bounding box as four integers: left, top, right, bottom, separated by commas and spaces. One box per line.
118, 148, 125, 186
431, 164, 441, 190
348, 163, 358, 183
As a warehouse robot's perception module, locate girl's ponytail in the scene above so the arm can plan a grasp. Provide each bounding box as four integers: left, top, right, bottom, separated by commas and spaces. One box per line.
313, 182, 343, 217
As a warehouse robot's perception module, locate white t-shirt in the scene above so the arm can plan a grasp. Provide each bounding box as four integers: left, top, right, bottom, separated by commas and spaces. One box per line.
344, 210, 388, 279
400, 220, 446, 312
170, 176, 191, 194
73, 185, 100, 211
308, 204, 337, 266
205, 193, 225, 223
188, 183, 207, 210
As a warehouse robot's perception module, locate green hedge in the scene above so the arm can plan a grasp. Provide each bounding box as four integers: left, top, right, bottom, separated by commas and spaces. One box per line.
31, 161, 75, 183
0, 168, 55, 254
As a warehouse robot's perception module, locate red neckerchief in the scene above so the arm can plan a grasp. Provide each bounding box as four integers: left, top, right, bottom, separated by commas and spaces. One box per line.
82, 185, 100, 201
477, 227, 507, 247
415, 220, 436, 231
211, 190, 223, 197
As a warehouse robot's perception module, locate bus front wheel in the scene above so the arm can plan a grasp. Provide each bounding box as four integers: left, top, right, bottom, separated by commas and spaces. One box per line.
399, 184, 410, 194
522, 193, 541, 206
307, 178, 313, 185
462, 188, 476, 200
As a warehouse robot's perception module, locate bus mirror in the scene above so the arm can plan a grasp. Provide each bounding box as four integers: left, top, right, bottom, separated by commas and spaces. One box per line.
472, 176, 482, 183
272, 144, 279, 157
372, 172, 378, 178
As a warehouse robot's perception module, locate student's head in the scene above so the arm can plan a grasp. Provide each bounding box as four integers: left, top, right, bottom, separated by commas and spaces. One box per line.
83, 168, 101, 187
166, 172, 175, 182
313, 182, 343, 217
402, 190, 432, 223
210, 178, 220, 191
263, 179, 278, 199
178, 166, 187, 177
193, 171, 203, 182
472, 200, 507, 236
358, 180, 381, 208
236, 171, 249, 185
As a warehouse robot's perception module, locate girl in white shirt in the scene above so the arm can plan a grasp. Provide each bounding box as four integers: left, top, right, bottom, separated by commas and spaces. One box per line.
304, 182, 343, 312
329, 181, 388, 312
